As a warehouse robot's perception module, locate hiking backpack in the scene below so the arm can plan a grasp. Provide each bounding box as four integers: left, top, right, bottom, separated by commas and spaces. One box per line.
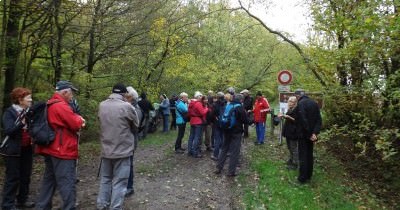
219, 103, 241, 129
27, 101, 59, 146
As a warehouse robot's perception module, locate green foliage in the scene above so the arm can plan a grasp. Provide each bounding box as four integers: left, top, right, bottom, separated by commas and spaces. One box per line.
240, 139, 385, 209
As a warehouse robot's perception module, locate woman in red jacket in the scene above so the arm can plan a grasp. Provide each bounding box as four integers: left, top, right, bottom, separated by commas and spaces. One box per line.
253, 91, 270, 144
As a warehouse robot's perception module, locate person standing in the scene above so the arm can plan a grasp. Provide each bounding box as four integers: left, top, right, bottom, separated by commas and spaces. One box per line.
159, 94, 170, 132
174, 92, 189, 154
279, 96, 299, 170
97, 83, 138, 209
1, 88, 35, 210
214, 94, 248, 176
240, 89, 253, 138
137, 92, 154, 139
187, 91, 208, 158
36, 81, 85, 210
252, 91, 270, 144
295, 90, 322, 184
210, 92, 226, 160
169, 94, 178, 131
125, 86, 142, 197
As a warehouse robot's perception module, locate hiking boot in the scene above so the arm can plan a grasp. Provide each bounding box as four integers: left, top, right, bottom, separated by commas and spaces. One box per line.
227, 172, 237, 177
125, 188, 134, 197
193, 154, 203, 158
16, 201, 35, 208
175, 150, 184, 154
214, 169, 222, 174
210, 155, 218, 161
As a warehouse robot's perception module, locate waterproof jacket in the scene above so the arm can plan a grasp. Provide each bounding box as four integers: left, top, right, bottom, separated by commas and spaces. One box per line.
223, 101, 249, 134
1, 106, 28, 156
35, 93, 84, 160
253, 97, 270, 123
159, 98, 170, 115
175, 99, 188, 125
296, 95, 322, 139
188, 100, 208, 126
98, 93, 138, 159
282, 107, 299, 140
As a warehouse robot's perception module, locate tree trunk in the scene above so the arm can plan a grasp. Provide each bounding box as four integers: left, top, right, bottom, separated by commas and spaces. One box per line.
0, 0, 7, 81
54, 0, 62, 83
85, 0, 102, 98
2, 0, 22, 110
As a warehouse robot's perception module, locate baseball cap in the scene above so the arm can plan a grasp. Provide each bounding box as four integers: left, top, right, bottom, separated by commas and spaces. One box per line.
56, 80, 78, 92
112, 83, 128, 94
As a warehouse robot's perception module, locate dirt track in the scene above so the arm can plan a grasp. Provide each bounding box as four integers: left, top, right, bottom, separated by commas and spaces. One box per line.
13, 134, 250, 210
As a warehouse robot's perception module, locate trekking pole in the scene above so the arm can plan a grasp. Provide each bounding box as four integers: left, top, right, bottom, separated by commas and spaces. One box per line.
76, 130, 81, 183
278, 118, 283, 145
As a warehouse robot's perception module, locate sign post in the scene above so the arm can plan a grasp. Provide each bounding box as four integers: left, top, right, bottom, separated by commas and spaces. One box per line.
277, 70, 293, 145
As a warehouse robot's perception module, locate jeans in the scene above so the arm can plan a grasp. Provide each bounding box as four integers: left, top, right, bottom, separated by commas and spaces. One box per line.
36, 156, 76, 210
1, 146, 33, 210
212, 125, 224, 158
216, 132, 242, 174
255, 122, 266, 143
97, 157, 130, 210
175, 123, 186, 150
187, 125, 203, 156
127, 156, 134, 191
163, 115, 169, 132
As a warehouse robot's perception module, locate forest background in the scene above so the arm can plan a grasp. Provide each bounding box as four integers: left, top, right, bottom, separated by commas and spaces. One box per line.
0, 0, 399, 206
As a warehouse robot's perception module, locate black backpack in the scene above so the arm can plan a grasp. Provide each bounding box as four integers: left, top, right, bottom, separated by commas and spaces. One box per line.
27, 100, 60, 146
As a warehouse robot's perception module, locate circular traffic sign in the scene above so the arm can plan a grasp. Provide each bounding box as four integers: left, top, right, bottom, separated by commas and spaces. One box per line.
277, 70, 292, 85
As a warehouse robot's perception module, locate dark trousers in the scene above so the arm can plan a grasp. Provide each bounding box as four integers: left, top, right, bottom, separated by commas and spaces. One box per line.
175, 123, 186, 150
298, 138, 314, 181
36, 156, 76, 210
170, 110, 177, 130
216, 132, 242, 174
1, 146, 33, 210
244, 124, 249, 137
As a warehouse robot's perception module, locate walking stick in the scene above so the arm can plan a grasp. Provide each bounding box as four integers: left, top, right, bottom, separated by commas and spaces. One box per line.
76, 130, 81, 183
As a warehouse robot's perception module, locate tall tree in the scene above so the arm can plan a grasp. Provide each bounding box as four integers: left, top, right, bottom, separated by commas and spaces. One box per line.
2, 0, 22, 109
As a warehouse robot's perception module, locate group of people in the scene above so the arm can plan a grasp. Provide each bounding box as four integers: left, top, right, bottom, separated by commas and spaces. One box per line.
171, 88, 322, 183
0, 81, 321, 210
0, 81, 144, 210
280, 90, 322, 183
1, 81, 85, 210
171, 88, 273, 177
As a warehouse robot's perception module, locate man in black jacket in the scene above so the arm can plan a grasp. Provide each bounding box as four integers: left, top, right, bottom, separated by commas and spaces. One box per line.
214, 94, 249, 177
240, 89, 253, 138
295, 90, 322, 183
138, 92, 154, 139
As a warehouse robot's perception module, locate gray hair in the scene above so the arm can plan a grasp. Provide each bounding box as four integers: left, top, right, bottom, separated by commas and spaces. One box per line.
126, 86, 139, 100
180, 92, 188, 98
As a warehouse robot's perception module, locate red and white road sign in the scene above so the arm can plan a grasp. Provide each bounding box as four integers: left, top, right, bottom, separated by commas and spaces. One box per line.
277, 70, 293, 85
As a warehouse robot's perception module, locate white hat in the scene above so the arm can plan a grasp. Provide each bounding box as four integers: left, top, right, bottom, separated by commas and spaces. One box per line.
240, 89, 249, 94
194, 91, 203, 98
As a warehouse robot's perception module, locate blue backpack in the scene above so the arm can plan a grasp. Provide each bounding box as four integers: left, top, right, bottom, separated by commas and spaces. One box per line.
219, 103, 241, 129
